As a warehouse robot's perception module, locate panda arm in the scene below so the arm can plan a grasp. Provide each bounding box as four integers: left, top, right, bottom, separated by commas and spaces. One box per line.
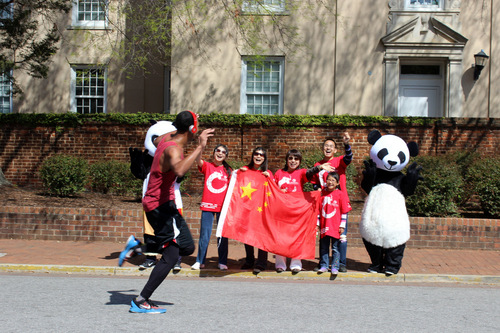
129, 147, 151, 180
401, 162, 423, 197
361, 159, 377, 194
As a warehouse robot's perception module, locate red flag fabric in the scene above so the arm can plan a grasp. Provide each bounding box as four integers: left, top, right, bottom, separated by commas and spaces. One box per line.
216, 169, 321, 259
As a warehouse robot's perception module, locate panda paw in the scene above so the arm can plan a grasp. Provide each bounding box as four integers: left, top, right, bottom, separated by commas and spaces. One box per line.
361, 159, 377, 194
129, 147, 148, 180
402, 162, 424, 197
362, 159, 377, 178
406, 162, 423, 182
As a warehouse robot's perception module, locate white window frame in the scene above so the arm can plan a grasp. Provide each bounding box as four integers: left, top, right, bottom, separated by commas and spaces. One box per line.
242, 0, 286, 14
0, 70, 12, 114
405, 0, 443, 11
71, 0, 108, 29
240, 57, 285, 115
70, 65, 107, 114
398, 62, 445, 117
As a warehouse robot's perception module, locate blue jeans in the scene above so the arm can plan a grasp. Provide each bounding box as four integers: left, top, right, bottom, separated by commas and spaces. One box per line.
319, 236, 340, 270
337, 214, 348, 268
195, 211, 228, 265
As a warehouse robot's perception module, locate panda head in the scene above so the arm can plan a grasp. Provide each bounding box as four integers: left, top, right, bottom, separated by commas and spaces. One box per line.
144, 120, 177, 157
368, 130, 419, 172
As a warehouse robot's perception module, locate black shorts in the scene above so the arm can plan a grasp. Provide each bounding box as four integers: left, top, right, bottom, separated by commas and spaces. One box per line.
145, 200, 194, 256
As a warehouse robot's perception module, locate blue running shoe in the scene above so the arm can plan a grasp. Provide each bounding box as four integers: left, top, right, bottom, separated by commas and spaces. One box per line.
129, 299, 166, 314
118, 235, 139, 267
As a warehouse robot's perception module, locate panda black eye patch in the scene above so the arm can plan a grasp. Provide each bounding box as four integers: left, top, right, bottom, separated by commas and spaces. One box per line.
377, 148, 388, 160
398, 151, 406, 164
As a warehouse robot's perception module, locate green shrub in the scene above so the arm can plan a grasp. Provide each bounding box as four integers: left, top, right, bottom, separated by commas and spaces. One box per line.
466, 157, 500, 217
226, 159, 246, 172
39, 155, 88, 197
89, 160, 141, 196
441, 151, 481, 205
406, 155, 464, 217
177, 172, 191, 194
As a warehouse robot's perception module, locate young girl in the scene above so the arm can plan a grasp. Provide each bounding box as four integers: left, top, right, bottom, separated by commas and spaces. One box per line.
318, 172, 352, 274
191, 144, 232, 270
240, 147, 273, 273
273, 149, 333, 273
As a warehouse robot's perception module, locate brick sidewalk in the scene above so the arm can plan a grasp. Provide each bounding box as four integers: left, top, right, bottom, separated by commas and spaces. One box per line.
1, 239, 499, 276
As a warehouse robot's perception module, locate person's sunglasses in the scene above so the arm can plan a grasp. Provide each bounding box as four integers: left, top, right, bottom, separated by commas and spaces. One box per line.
215, 148, 227, 155
253, 152, 265, 157
288, 156, 300, 161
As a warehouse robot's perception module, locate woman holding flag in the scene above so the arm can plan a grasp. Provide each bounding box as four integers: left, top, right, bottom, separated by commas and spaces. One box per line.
272, 149, 333, 273
239, 147, 273, 274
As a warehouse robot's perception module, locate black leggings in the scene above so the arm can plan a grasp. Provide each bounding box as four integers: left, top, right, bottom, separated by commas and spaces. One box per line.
140, 243, 180, 300
362, 238, 406, 274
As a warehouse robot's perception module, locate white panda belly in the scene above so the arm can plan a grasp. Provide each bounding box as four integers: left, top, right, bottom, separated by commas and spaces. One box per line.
360, 183, 410, 248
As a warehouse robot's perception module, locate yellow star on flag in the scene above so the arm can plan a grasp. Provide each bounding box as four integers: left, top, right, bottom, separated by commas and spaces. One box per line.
240, 182, 258, 200
264, 202, 268, 207
257, 206, 263, 212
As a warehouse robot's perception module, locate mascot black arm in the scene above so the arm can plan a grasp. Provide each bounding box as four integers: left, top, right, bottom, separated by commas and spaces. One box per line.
361, 159, 377, 194
129, 147, 153, 180
401, 162, 423, 197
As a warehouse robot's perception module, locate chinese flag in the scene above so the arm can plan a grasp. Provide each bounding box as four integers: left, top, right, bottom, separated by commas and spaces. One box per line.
216, 170, 321, 259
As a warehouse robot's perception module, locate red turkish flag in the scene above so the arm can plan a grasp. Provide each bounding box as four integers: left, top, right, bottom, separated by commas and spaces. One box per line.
216, 169, 321, 259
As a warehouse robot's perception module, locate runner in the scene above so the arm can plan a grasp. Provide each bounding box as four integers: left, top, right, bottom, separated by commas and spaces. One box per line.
129, 111, 214, 314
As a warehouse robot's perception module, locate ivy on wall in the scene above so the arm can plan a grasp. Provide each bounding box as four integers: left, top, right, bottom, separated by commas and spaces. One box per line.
0, 112, 443, 128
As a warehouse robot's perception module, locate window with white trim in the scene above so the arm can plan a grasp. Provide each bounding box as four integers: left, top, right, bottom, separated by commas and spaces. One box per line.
71, 0, 108, 28
71, 66, 107, 114
240, 57, 284, 115
242, 0, 286, 14
0, 70, 12, 114
405, 0, 443, 10
398, 63, 444, 117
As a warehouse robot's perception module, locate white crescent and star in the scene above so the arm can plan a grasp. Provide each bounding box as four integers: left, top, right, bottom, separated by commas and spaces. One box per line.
322, 196, 337, 219
206, 171, 227, 194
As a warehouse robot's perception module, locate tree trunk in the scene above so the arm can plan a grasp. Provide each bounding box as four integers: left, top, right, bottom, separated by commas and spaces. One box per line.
0, 167, 12, 186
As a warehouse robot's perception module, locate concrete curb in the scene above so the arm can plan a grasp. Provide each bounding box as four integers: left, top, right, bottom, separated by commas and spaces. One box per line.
1, 264, 499, 285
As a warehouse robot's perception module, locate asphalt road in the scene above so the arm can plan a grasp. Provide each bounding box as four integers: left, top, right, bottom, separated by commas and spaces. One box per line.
1, 274, 499, 332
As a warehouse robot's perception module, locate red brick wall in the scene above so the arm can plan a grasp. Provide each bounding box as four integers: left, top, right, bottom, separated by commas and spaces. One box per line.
1, 205, 498, 250
1, 119, 498, 197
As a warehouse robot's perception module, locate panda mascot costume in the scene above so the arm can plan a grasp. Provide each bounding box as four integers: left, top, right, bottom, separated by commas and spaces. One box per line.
360, 130, 422, 275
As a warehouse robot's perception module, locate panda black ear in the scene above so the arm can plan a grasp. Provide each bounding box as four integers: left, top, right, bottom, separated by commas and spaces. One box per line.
149, 119, 157, 125
367, 130, 381, 145
408, 142, 419, 157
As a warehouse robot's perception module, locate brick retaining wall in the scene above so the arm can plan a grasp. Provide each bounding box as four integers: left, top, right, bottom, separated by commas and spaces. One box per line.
1, 206, 498, 250
1, 118, 498, 200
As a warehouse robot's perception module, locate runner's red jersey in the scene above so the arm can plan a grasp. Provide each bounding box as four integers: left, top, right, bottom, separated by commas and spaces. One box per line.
143, 141, 182, 212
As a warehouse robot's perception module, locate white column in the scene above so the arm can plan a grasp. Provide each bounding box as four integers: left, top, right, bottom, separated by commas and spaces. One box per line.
448, 59, 463, 117
384, 58, 399, 116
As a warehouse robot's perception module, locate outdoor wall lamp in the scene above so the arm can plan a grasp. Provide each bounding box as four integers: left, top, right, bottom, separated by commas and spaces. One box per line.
473, 50, 489, 81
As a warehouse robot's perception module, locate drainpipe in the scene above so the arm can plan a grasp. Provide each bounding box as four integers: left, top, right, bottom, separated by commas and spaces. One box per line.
333, 0, 338, 115
488, 0, 492, 118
